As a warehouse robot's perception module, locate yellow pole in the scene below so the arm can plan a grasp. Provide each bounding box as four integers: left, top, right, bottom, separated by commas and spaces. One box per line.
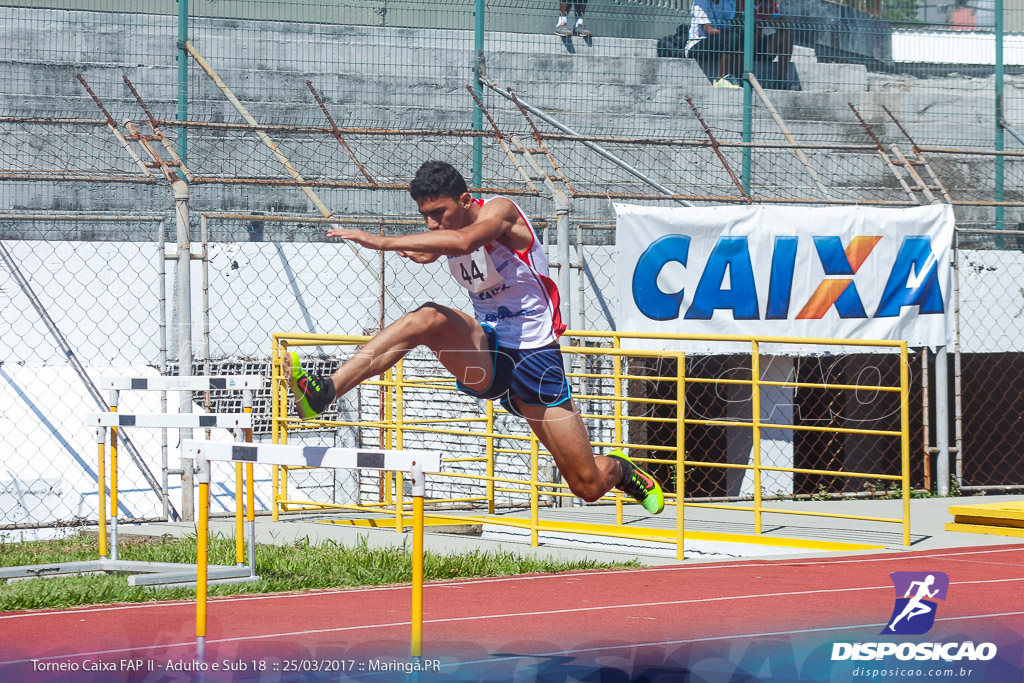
96, 428, 107, 558
396, 360, 405, 533
411, 494, 424, 657
900, 342, 911, 546
410, 461, 425, 659
385, 367, 394, 507
235, 462, 244, 565
752, 341, 762, 535
244, 397, 255, 571
272, 341, 284, 522
613, 337, 624, 525
396, 472, 405, 533
246, 463, 255, 519
272, 466, 280, 522
196, 444, 211, 663
676, 353, 686, 561
486, 399, 495, 514
530, 433, 539, 547
109, 392, 118, 560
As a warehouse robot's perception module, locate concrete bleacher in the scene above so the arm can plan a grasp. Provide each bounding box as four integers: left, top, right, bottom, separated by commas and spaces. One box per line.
0, 4, 998, 222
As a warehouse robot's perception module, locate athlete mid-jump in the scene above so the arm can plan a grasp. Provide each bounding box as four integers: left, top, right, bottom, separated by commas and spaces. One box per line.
284, 160, 663, 513
887, 574, 939, 631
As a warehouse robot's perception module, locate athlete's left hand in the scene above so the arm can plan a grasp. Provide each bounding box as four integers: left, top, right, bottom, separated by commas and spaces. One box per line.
327, 228, 385, 250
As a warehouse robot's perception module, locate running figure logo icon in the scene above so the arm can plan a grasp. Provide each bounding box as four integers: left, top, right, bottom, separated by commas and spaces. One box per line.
881, 572, 949, 635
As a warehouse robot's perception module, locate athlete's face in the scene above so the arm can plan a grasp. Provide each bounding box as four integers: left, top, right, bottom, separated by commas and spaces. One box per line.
415, 193, 473, 231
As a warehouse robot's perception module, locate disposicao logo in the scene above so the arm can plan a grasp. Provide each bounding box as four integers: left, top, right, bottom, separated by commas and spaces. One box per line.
831, 571, 999, 663
882, 571, 948, 635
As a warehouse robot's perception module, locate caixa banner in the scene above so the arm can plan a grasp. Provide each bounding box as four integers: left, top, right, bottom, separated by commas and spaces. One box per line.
615, 204, 954, 351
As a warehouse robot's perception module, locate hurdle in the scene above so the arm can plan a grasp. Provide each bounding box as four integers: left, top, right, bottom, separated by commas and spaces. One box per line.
0, 375, 265, 587
185, 439, 442, 662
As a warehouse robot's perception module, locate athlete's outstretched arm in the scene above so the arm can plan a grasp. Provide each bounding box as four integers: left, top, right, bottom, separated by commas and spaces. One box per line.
327, 198, 519, 256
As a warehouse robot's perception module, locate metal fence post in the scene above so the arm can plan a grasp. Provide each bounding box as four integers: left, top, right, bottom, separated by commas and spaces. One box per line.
177, 0, 188, 175
996, 0, 1005, 231
935, 345, 950, 496
472, 0, 485, 193
174, 179, 195, 520
741, 0, 754, 194
556, 194, 571, 335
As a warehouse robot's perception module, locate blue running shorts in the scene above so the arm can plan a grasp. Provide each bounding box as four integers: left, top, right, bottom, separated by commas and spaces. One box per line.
456, 323, 571, 417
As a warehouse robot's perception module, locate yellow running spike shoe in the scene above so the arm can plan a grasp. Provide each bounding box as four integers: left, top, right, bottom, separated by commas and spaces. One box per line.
608, 450, 665, 514
284, 351, 335, 420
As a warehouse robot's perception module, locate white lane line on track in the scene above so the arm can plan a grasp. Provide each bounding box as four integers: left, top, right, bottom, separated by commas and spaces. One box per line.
4, 544, 1022, 622
431, 610, 1024, 674
3, 577, 1023, 666
5, 608, 1024, 670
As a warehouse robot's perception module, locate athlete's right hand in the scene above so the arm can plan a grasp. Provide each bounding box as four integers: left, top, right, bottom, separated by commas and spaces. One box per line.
398, 250, 440, 264
327, 228, 385, 250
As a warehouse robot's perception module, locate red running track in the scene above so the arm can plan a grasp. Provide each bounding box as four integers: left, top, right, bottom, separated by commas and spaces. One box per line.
2, 544, 1023, 682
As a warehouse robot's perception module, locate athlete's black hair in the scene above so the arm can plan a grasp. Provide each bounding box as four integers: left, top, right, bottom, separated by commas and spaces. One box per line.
409, 160, 468, 201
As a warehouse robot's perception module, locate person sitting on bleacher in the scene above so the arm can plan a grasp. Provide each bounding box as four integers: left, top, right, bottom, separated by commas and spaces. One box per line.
732, 0, 794, 86
686, 0, 742, 88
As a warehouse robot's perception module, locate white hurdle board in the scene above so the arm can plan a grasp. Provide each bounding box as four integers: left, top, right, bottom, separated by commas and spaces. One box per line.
99, 376, 264, 391
183, 440, 442, 473
87, 413, 253, 430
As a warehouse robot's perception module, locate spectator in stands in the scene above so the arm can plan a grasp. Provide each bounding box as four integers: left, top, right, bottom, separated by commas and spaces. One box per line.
555, 0, 591, 37
685, 0, 742, 88
744, 0, 793, 86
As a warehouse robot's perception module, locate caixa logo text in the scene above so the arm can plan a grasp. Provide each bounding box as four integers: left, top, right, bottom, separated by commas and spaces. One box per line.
632, 235, 944, 321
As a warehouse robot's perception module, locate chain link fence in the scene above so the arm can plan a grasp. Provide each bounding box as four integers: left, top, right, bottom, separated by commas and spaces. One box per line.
2, 0, 1023, 535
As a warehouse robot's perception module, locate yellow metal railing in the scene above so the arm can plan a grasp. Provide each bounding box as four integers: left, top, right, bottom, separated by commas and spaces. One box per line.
271, 330, 912, 558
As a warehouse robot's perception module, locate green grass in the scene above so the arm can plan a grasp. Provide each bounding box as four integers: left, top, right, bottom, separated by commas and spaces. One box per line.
0, 532, 640, 611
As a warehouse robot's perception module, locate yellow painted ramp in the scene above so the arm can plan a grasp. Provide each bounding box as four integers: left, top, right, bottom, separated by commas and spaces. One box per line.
321, 517, 479, 530
484, 517, 884, 552
946, 500, 1024, 538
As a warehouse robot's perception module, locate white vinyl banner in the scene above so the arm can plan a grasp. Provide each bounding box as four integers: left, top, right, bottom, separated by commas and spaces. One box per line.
616, 204, 954, 351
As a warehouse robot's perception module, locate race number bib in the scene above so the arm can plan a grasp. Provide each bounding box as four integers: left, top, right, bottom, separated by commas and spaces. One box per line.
448, 247, 504, 293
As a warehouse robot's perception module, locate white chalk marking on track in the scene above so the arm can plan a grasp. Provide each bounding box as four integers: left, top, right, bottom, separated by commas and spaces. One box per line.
2, 577, 1023, 666
431, 610, 1024, 674
2, 545, 1021, 624
0, 554, 1022, 623
4, 609, 1024, 669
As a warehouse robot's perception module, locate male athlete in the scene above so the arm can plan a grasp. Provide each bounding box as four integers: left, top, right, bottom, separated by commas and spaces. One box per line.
285, 160, 663, 513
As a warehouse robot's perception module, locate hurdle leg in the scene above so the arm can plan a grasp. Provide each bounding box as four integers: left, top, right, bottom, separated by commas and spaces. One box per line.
247, 463, 256, 576
244, 391, 256, 575
234, 461, 245, 566
95, 427, 108, 559
109, 390, 119, 561
196, 455, 210, 662
410, 461, 424, 660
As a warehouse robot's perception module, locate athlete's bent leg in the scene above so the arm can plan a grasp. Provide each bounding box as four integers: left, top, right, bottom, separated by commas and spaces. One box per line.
286, 303, 494, 418
329, 303, 493, 396
516, 399, 665, 513
514, 399, 619, 502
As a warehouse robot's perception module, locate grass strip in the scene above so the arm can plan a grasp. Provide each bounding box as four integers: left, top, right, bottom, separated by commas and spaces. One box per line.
0, 532, 640, 611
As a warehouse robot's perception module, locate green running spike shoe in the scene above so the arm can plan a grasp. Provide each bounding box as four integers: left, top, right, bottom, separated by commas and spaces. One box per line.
284, 351, 335, 420
608, 450, 664, 514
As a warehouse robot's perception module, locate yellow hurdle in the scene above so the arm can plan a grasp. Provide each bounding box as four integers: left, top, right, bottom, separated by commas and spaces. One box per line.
189, 439, 437, 662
